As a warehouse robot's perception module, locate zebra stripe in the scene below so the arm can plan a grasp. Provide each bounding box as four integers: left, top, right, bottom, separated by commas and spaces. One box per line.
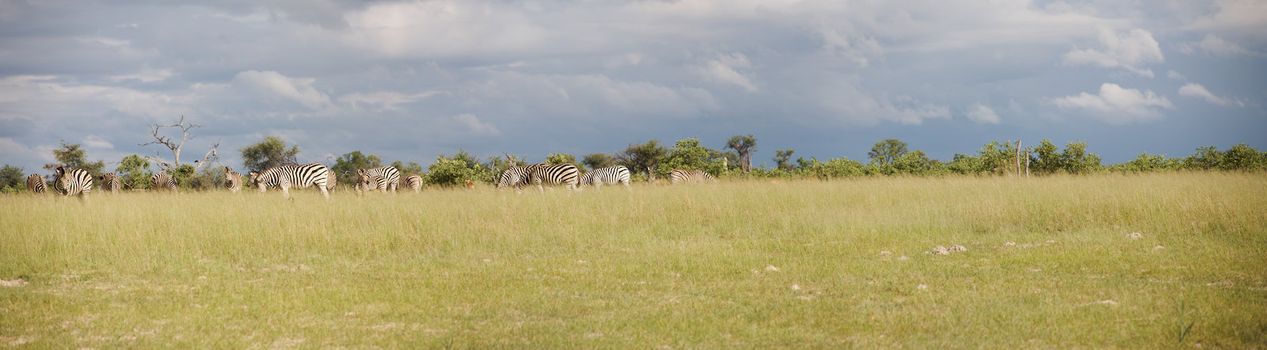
99, 173, 121, 193
224, 167, 243, 193
404, 175, 422, 192
249, 163, 331, 199
26, 174, 46, 193
670, 169, 715, 184
525, 163, 579, 191
357, 166, 400, 192
54, 166, 93, 198
497, 166, 530, 189
580, 166, 631, 188
152, 171, 177, 191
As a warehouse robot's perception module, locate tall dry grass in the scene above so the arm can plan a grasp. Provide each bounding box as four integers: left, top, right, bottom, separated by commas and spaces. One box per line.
1, 173, 1264, 348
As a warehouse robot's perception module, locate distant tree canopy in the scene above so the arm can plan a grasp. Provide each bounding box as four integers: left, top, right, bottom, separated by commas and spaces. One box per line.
774, 149, 795, 170
868, 139, 908, 167
545, 153, 580, 169
116, 155, 152, 190
44, 141, 105, 176
616, 140, 667, 180
0, 165, 24, 193
658, 138, 727, 177
582, 153, 616, 170
331, 151, 383, 186
240, 136, 299, 173
726, 134, 757, 172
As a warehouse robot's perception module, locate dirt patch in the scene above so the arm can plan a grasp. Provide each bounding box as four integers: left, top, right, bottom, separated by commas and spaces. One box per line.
927, 245, 967, 255
0, 278, 27, 287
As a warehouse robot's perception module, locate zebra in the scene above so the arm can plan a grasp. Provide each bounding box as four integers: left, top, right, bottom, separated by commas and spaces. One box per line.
355, 172, 382, 193
670, 169, 715, 184
99, 173, 121, 193
26, 174, 46, 193
525, 163, 579, 192
496, 166, 530, 190
404, 175, 422, 192
580, 166, 631, 188
357, 166, 400, 192
53, 166, 92, 198
248, 163, 331, 199
152, 171, 177, 191
224, 167, 243, 193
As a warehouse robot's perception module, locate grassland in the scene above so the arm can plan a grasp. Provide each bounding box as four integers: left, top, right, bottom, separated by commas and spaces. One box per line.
1, 173, 1265, 348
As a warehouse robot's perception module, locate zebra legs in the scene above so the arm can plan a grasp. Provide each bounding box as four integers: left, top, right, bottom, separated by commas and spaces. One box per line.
319, 184, 330, 199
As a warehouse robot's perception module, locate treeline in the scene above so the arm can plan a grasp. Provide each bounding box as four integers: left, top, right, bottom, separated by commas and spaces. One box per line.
3, 135, 1265, 193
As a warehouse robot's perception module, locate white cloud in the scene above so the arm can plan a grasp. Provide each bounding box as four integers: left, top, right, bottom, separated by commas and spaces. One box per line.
1166, 70, 1186, 81
451, 114, 501, 136
232, 70, 335, 111
1178, 35, 1262, 57
82, 135, 114, 149
1063, 28, 1164, 77
1049, 83, 1173, 124
1187, 0, 1267, 35
818, 81, 951, 125
0, 75, 192, 120
109, 68, 174, 83
339, 91, 446, 111
701, 53, 758, 92
1179, 83, 1245, 107
965, 104, 1001, 124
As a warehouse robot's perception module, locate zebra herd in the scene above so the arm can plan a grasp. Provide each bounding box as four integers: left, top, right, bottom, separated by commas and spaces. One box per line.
26, 162, 717, 199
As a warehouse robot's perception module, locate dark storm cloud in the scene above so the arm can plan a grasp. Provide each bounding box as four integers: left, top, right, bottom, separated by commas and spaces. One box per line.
1, 0, 1265, 172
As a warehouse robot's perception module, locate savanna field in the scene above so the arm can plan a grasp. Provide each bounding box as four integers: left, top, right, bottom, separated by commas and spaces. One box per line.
1, 173, 1265, 348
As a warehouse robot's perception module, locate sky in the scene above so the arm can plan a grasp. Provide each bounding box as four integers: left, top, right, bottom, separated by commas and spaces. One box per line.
1, 0, 1265, 172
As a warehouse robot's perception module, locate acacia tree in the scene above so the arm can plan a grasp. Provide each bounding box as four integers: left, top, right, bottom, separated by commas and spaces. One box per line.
616, 140, 667, 180
581, 153, 616, 170
240, 136, 300, 173
43, 141, 105, 176
726, 134, 757, 172
868, 139, 908, 167
774, 149, 795, 170
140, 115, 219, 172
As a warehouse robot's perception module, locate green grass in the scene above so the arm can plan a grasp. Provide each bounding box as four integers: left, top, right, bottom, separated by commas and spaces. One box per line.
2, 173, 1265, 348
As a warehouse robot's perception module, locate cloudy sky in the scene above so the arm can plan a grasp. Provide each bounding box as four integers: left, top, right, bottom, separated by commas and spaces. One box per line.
1, 0, 1264, 171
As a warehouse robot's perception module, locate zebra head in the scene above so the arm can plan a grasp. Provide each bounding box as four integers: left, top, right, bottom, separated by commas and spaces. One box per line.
248, 171, 265, 191
224, 166, 234, 176
55, 166, 73, 193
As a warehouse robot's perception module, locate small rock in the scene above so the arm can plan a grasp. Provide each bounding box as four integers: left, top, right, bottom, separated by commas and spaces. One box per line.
916, 284, 928, 290
764, 265, 780, 272
1004, 241, 1016, 247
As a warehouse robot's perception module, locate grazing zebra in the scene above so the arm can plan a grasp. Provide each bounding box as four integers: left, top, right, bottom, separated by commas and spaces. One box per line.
355, 173, 381, 193
249, 163, 331, 199
53, 166, 92, 198
580, 166, 631, 188
357, 166, 400, 192
224, 167, 243, 193
496, 166, 530, 189
98, 173, 121, 193
26, 174, 46, 193
670, 169, 715, 184
152, 171, 177, 191
326, 172, 338, 191
525, 163, 579, 192
404, 175, 422, 192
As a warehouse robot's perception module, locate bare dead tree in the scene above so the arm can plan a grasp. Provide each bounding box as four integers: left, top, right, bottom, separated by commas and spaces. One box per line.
140, 115, 220, 171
